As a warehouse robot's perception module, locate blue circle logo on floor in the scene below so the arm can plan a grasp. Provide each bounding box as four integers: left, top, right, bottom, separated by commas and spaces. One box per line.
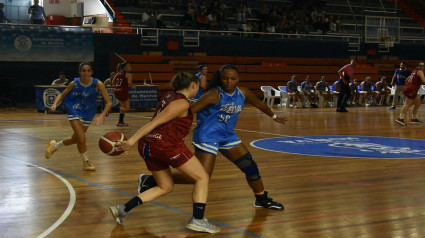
250, 136, 425, 159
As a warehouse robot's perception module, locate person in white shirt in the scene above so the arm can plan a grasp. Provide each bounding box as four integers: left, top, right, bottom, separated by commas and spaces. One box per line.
51, 71, 69, 86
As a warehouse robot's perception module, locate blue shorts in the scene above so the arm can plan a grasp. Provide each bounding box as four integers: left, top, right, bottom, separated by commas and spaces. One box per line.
193, 138, 241, 155
68, 114, 93, 126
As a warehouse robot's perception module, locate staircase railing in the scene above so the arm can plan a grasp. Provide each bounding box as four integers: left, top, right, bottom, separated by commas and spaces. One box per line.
98, 0, 115, 22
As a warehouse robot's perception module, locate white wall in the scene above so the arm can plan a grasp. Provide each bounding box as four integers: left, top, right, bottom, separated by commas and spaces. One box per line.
42, 0, 71, 16
41, 0, 107, 17
78, 0, 107, 16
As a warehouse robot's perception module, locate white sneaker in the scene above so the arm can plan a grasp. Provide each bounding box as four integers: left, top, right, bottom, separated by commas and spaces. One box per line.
110, 205, 127, 224
186, 217, 220, 233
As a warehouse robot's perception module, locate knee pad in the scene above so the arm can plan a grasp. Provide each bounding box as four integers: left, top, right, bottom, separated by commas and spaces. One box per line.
233, 153, 261, 181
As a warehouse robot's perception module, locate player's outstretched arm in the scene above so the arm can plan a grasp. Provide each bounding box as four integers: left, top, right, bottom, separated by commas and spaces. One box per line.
49, 81, 74, 112
118, 99, 189, 151
418, 70, 425, 84
240, 87, 288, 124
93, 81, 112, 125
190, 88, 220, 114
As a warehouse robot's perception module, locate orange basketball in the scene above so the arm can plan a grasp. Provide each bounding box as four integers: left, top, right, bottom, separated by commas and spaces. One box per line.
99, 131, 127, 156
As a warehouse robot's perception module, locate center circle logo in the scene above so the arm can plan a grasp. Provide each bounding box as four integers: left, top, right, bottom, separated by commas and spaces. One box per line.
251, 136, 425, 159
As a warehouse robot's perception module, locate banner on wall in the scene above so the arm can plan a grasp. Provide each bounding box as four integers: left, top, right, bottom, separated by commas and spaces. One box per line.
0, 25, 93, 62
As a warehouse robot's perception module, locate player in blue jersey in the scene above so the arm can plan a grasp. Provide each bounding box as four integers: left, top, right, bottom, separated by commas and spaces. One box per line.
372, 77, 390, 106
45, 62, 112, 171
191, 64, 208, 102
286, 74, 305, 108
301, 75, 319, 108
137, 64, 288, 210
389, 62, 411, 110
359, 76, 376, 106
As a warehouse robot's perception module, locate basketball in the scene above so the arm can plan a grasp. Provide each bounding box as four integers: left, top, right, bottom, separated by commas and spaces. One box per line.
99, 131, 127, 156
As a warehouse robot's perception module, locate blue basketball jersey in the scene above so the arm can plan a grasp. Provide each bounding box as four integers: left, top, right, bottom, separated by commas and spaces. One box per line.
359, 81, 371, 91
65, 77, 99, 122
317, 82, 327, 91
286, 81, 298, 92
193, 72, 205, 99
193, 86, 245, 142
301, 81, 314, 91
394, 68, 411, 86
330, 81, 340, 92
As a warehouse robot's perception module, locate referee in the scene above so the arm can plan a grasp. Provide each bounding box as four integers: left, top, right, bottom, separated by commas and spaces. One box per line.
336, 58, 357, 112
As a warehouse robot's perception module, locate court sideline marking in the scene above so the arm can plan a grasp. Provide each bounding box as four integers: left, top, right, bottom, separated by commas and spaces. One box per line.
0, 153, 265, 238
0, 154, 76, 238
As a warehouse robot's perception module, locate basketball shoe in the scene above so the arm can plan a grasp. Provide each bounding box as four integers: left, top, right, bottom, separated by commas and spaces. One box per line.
410, 118, 424, 124
186, 217, 220, 233
138, 174, 157, 194
83, 161, 96, 171
45, 140, 57, 159
254, 191, 284, 210
395, 118, 407, 126
109, 205, 127, 224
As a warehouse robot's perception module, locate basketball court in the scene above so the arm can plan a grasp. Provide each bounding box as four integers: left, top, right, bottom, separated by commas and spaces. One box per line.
1, 105, 425, 237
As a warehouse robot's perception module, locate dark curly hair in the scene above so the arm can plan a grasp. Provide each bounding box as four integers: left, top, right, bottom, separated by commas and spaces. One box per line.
209, 64, 239, 90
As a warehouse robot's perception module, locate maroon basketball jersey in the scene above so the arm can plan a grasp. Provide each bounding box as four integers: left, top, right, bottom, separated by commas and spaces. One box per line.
143, 91, 193, 144
405, 69, 422, 91
113, 70, 129, 92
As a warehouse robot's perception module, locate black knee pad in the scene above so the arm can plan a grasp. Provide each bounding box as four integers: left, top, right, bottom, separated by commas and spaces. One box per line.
233, 153, 261, 181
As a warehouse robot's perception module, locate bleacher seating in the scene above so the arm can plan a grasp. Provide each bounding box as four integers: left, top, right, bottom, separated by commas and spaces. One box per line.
105, 0, 425, 45
116, 53, 412, 98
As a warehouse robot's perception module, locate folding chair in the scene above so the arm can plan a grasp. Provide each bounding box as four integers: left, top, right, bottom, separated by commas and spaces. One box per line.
260, 86, 281, 107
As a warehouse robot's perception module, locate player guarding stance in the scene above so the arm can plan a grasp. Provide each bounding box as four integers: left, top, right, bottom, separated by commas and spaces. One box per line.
137, 64, 288, 210
110, 72, 220, 234
45, 62, 112, 171
395, 62, 425, 126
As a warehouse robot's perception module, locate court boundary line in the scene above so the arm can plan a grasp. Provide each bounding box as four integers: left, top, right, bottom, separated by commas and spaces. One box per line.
0, 154, 265, 238
0, 154, 76, 238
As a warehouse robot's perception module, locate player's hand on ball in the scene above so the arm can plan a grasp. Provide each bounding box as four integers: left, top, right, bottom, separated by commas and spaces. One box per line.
115, 140, 132, 152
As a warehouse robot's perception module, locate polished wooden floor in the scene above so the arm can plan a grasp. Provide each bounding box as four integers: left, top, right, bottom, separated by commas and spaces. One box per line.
1, 104, 425, 238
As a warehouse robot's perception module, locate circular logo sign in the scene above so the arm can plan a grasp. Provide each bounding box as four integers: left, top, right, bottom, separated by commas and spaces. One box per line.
251, 136, 425, 159
14, 35, 32, 52
43, 88, 62, 107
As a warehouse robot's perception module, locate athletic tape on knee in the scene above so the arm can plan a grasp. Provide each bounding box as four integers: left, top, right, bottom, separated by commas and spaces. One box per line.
233, 153, 261, 181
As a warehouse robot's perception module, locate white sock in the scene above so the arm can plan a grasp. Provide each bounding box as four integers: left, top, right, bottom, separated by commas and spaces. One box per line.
53, 140, 63, 150
80, 152, 89, 162
412, 114, 417, 119
399, 114, 405, 119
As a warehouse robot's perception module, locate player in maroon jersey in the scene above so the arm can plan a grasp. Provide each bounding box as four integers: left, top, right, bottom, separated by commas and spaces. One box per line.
112, 62, 135, 126
395, 62, 425, 126
109, 72, 220, 233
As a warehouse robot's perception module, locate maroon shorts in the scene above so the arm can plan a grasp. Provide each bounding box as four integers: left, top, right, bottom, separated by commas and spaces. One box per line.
114, 90, 129, 101
403, 85, 419, 99
138, 140, 194, 171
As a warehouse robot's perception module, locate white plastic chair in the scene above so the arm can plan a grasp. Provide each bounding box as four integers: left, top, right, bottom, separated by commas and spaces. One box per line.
387, 86, 405, 105
277, 86, 290, 107
317, 88, 329, 107
260, 86, 281, 107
